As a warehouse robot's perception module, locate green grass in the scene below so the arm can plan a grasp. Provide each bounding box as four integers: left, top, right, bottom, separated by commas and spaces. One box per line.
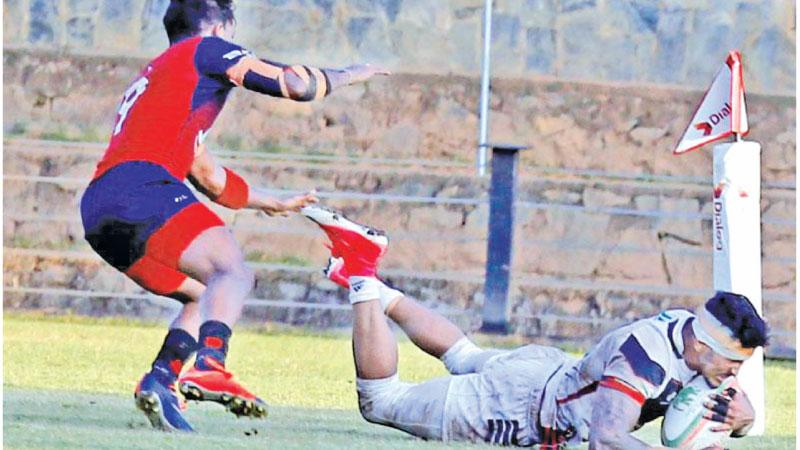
3, 314, 796, 449
243, 251, 313, 267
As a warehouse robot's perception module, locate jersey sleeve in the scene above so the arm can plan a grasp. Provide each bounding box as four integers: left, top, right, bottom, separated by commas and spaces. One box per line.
600, 332, 669, 406
194, 36, 253, 80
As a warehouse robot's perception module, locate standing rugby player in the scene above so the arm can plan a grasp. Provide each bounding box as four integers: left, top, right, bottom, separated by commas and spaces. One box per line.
80, 0, 387, 431
301, 205, 766, 449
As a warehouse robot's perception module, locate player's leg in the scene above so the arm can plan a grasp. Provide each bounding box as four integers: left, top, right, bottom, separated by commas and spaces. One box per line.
81, 163, 212, 431
175, 226, 268, 419
387, 295, 505, 374
127, 267, 205, 431
352, 298, 398, 378
304, 205, 504, 374
83, 161, 263, 424
350, 274, 450, 440
132, 277, 206, 430
305, 204, 503, 375
166, 277, 205, 336
176, 226, 253, 326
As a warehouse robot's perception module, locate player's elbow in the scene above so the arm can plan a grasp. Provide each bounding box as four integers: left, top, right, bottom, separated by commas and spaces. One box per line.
284, 71, 312, 101
281, 66, 327, 102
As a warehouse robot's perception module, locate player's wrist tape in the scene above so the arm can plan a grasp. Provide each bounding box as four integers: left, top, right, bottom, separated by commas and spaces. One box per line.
215, 167, 250, 209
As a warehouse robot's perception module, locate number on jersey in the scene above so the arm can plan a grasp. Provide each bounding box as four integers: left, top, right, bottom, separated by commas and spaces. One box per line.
114, 76, 149, 136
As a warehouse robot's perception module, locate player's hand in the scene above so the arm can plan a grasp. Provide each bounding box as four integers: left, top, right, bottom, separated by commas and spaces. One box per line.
702, 385, 754, 434
260, 190, 318, 217
345, 64, 391, 84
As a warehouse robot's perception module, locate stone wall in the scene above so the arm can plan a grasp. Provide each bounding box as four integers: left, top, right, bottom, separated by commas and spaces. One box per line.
2, 48, 796, 357
4, 49, 795, 182
3, 0, 796, 95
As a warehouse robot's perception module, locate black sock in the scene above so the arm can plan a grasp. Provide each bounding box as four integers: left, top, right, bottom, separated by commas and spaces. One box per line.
195, 320, 232, 370
151, 328, 197, 380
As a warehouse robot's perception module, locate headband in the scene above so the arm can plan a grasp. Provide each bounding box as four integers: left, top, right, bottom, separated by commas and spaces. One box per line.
692, 307, 755, 361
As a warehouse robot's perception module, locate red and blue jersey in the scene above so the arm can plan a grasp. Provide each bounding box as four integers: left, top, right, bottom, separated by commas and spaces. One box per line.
94, 36, 251, 181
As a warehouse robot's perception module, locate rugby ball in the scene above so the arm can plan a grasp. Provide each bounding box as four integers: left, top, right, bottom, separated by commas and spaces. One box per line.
661, 376, 735, 449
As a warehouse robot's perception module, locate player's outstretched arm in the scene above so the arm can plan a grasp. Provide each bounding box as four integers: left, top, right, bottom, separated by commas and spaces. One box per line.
196, 37, 388, 101
188, 143, 317, 215
225, 57, 389, 101
589, 386, 667, 450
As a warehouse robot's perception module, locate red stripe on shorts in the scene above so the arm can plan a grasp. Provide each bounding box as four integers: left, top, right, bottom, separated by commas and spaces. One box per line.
125, 202, 223, 295
146, 202, 224, 268
126, 256, 187, 295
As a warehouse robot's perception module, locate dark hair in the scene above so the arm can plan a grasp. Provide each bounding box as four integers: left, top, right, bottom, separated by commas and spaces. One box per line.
705, 291, 769, 348
163, 0, 235, 44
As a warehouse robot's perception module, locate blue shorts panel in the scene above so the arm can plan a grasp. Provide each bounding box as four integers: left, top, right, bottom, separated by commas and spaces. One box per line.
80, 161, 201, 271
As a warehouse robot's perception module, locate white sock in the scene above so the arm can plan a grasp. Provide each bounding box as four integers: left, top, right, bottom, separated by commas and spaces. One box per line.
440, 337, 485, 375
378, 282, 404, 313
348, 276, 382, 305
349, 277, 404, 313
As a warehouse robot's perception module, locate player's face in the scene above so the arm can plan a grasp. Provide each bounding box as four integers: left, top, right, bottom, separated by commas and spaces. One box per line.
697, 344, 743, 386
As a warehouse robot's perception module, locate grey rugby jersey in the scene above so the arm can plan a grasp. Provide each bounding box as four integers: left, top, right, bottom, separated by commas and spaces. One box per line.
540, 310, 700, 445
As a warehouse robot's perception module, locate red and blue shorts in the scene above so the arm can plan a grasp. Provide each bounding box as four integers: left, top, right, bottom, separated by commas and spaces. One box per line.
80, 161, 224, 297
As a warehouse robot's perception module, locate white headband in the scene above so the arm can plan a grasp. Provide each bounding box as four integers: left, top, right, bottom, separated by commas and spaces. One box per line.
692, 307, 755, 361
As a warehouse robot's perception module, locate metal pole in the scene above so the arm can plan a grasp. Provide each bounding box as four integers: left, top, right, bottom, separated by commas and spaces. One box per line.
481, 144, 528, 333
477, 0, 493, 176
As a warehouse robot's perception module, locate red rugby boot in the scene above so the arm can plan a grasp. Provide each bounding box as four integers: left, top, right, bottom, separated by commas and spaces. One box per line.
324, 256, 350, 288
178, 357, 268, 419
301, 205, 388, 277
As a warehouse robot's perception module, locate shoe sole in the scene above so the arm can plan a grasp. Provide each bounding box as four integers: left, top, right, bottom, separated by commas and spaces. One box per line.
135, 390, 184, 432
179, 381, 268, 419
301, 205, 389, 247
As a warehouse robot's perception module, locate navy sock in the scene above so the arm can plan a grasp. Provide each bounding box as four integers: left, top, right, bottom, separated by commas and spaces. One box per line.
195, 320, 232, 370
151, 328, 197, 381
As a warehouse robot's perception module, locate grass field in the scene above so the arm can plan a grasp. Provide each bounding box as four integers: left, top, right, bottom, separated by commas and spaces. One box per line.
4, 314, 796, 449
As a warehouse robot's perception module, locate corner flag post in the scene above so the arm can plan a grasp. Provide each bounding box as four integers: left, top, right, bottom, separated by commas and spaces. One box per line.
673, 51, 765, 435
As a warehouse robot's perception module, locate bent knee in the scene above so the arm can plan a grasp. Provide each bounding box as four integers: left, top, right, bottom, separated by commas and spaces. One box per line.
213, 260, 254, 288
356, 375, 403, 425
